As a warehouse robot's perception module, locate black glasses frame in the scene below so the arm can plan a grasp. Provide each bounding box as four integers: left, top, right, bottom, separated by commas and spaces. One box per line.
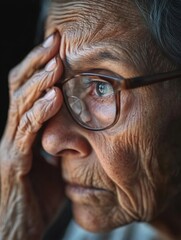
61, 69, 181, 131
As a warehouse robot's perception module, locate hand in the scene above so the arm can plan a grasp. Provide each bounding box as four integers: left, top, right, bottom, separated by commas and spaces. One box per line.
0, 32, 64, 239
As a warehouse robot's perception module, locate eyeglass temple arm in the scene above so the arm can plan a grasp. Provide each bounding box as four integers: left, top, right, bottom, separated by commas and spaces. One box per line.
124, 70, 181, 89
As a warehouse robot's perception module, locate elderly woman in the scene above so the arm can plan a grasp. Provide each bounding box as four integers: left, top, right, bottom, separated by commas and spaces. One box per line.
0, 0, 181, 239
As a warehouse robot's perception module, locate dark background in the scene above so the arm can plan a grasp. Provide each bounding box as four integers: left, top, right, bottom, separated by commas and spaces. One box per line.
0, 1, 41, 137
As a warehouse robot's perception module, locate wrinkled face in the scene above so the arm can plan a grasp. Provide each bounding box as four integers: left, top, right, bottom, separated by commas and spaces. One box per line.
42, 0, 181, 232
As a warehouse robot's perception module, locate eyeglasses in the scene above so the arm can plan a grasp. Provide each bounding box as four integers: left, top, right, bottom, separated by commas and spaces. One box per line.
60, 69, 181, 131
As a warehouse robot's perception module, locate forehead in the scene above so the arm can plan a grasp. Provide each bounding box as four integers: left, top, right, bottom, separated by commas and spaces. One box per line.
46, 0, 143, 39
45, 0, 164, 76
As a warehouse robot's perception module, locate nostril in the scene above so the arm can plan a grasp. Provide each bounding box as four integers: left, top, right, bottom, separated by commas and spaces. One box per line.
56, 149, 82, 157
40, 148, 60, 166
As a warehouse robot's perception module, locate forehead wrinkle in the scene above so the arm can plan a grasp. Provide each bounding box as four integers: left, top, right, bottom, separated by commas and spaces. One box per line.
51, 11, 145, 68
47, 0, 158, 74
50, 0, 137, 17
46, 0, 145, 53
47, 17, 153, 75
48, 0, 142, 30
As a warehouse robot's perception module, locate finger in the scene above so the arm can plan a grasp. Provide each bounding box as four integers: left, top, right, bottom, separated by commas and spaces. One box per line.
8, 32, 60, 94
12, 56, 63, 116
15, 87, 62, 155
5, 55, 63, 139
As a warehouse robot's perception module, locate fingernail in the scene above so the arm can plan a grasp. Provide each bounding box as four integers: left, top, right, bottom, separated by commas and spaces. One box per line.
45, 58, 56, 71
45, 88, 56, 100
43, 34, 54, 48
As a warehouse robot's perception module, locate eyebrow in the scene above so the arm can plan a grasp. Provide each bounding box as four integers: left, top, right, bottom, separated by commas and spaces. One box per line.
63, 47, 127, 73
97, 51, 121, 61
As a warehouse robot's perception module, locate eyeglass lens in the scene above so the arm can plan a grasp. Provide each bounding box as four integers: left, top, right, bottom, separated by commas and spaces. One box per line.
62, 75, 117, 129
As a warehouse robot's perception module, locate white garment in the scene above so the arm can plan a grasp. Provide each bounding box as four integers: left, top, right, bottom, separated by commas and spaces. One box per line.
62, 220, 159, 240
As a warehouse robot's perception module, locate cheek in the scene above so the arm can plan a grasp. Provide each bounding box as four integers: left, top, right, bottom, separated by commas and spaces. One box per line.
97, 141, 137, 185
92, 94, 164, 221
91, 85, 180, 225
95, 134, 159, 221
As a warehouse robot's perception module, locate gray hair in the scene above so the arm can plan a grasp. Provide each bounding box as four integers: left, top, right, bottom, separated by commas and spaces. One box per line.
135, 0, 181, 65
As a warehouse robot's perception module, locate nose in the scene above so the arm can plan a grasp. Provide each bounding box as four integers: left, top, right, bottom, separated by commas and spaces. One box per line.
41, 106, 92, 159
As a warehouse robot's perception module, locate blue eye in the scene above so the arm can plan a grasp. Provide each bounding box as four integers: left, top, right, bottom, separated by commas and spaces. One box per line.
80, 77, 113, 96
95, 82, 113, 97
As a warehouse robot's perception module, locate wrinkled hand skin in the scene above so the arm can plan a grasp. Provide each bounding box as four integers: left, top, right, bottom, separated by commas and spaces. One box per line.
0, 32, 64, 239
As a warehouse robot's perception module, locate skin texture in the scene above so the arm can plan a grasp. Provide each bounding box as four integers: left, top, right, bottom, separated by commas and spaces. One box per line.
0, 0, 181, 239
42, 0, 181, 236
0, 34, 65, 239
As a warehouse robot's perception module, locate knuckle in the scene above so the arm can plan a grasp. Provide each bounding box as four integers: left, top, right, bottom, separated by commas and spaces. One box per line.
19, 110, 40, 134
18, 97, 50, 134
35, 71, 51, 90
33, 99, 50, 121
29, 70, 52, 93
19, 112, 33, 133
32, 70, 48, 84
